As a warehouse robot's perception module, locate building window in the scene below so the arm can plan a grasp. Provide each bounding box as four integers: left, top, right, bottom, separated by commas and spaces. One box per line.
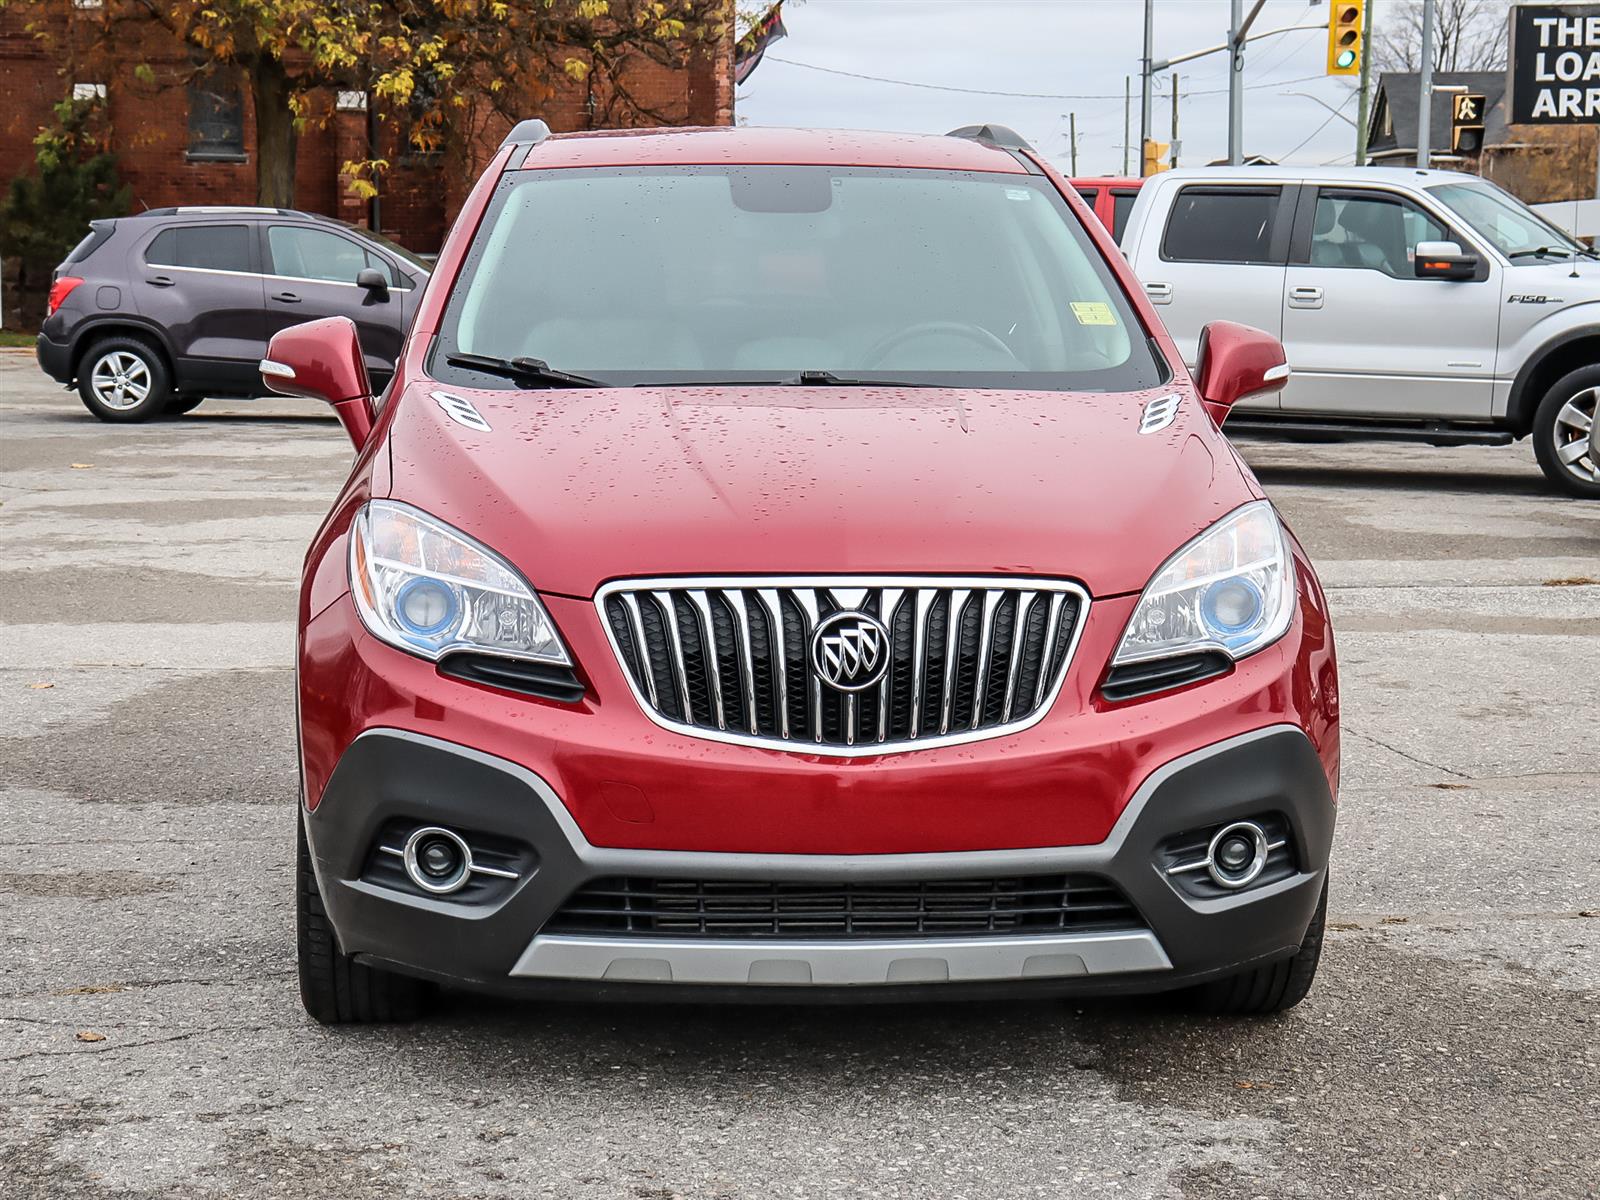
187, 79, 246, 162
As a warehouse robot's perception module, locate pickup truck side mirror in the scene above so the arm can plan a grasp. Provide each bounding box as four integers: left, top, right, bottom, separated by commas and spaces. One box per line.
1414, 240, 1478, 280
1194, 320, 1291, 422
259, 315, 375, 449
355, 266, 390, 295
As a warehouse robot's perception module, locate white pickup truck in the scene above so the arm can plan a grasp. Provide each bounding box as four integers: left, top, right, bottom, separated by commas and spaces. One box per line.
1120, 166, 1600, 497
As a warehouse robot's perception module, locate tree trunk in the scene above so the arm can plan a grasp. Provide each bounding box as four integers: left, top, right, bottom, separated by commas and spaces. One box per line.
252, 58, 298, 208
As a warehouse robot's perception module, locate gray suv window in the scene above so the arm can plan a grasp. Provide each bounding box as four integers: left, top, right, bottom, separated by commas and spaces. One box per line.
267, 224, 393, 285
1162, 187, 1282, 264
145, 224, 252, 272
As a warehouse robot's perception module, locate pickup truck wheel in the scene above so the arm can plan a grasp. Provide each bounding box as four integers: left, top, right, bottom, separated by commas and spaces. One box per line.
1177, 878, 1327, 1016
297, 813, 427, 1024
76, 336, 172, 423
1533, 367, 1600, 498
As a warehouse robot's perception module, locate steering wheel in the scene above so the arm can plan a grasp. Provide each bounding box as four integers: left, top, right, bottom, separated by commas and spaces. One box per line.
859, 321, 1019, 369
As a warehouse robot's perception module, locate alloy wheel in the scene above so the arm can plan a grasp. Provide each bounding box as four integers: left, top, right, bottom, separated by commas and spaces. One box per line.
89, 350, 153, 411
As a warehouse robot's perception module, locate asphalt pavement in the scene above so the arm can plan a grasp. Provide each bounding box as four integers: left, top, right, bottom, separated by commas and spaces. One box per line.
2, 349, 1597, 1199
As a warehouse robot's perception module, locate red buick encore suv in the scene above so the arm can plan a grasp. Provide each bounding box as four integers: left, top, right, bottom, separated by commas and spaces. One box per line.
268, 122, 1338, 1023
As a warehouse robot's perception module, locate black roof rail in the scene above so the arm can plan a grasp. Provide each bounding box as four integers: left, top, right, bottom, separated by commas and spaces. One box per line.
499, 118, 553, 151
946, 124, 1034, 152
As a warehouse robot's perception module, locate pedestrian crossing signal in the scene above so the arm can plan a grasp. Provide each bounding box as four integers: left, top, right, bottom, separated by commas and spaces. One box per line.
1327, 1, 1364, 76
1142, 139, 1171, 176
1451, 93, 1486, 154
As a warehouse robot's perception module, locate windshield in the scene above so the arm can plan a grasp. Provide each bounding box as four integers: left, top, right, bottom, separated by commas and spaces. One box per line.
431, 166, 1166, 391
1428, 181, 1586, 261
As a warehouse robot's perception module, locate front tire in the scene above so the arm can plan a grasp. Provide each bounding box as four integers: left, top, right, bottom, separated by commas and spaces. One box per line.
1179, 878, 1327, 1016
1532, 367, 1600, 498
76, 336, 172, 422
297, 814, 426, 1024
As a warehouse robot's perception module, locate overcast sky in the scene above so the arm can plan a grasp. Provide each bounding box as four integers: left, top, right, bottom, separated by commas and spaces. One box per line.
735, 0, 1381, 175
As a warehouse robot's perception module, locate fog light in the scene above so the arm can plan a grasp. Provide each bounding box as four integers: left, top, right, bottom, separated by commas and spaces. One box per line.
402, 826, 472, 895
1206, 821, 1269, 889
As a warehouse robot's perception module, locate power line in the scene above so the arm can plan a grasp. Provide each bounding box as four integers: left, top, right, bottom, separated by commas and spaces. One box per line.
1279, 90, 1358, 159
759, 56, 1329, 103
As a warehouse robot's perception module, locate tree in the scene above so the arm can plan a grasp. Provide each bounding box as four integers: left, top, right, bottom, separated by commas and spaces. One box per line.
2, 1, 730, 208
0, 97, 131, 326
1374, 0, 1511, 74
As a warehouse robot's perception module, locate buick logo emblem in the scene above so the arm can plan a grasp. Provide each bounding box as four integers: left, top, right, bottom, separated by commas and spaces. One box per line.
811, 611, 890, 692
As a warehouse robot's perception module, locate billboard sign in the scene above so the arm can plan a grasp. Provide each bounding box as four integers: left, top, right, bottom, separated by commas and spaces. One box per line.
1510, 3, 1600, 123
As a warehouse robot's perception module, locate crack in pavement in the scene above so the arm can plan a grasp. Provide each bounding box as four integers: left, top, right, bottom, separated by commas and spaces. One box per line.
1342, 726, 1472, 778
1, 1022, 303, 1065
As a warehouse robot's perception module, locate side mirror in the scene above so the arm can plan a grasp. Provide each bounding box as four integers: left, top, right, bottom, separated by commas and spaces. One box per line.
1414, 240, 1478, 280
1195, 320, 1290, 422
259, 315, 374, 449
355, 266, 390, 295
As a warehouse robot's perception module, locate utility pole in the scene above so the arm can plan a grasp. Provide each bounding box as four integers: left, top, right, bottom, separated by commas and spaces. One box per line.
1123, 76, 1131, 175
1228, 0, 1245, 164
1170, 72, 1179, 169
1069, 112, 1078, 175
1140, 0, 1154, 164
1417, 0, 1435, 168
1356, 0, 1375, 165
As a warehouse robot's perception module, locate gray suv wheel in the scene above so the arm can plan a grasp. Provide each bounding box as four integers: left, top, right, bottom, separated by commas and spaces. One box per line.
77, 336, 172, 423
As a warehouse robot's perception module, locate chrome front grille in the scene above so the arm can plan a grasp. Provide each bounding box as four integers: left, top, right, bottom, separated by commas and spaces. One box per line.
597, 577, 1087, 755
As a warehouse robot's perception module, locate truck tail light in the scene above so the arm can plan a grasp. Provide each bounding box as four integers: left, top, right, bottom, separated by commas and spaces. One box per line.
47, 276, 85, 317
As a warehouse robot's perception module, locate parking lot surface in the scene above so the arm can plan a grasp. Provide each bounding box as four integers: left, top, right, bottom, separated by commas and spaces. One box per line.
2, 350, 1597, 1199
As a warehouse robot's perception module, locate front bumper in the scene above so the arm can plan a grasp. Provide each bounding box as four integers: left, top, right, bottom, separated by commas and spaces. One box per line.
303, 724, 1335, 999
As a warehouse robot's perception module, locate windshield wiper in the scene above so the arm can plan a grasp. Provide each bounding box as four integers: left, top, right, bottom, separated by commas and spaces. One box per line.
781, 370, 933, 388
445, 352, 607, 389
1505, 245, 1600, 261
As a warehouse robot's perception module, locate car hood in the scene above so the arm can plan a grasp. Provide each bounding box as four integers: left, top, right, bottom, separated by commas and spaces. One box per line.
384, 383, 1260, 598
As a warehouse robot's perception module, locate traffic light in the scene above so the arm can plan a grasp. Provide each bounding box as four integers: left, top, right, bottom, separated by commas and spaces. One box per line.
1142, 139, 1171, 177
1326, 0, 1364, 76
1451, 93, 1486, 154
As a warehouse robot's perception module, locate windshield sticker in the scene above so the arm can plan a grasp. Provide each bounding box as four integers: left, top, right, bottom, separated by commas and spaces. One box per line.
1070, 301, 1117, 326
1005, 187, 1032, 201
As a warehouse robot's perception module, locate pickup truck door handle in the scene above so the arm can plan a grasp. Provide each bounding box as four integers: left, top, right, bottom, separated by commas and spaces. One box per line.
1288, 285, 1324, 309
1144, 281, 1172, 305
147, 275, 175, 288
271, 291, 302, 303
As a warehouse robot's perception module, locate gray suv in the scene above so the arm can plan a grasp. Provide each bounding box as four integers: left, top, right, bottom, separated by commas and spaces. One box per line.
36, 207, 429, 421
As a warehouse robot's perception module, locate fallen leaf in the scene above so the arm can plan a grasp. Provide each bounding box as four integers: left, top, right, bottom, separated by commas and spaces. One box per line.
27, 682, 54, 690
69, 463, 95, 470
74, 1030, 106, 1043
55, 984, 125, 996
1380, 916, 1409, 925
1542, 576, 1597, 587
1327, 920, 1361, 931
1429, 782, 1471, 790
1579, 910, 1599, 919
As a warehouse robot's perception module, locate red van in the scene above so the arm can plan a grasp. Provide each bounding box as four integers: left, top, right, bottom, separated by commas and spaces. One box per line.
1070, 177, 1145, 242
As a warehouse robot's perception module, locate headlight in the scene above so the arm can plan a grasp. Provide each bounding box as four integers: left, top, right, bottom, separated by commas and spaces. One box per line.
1112, 500, 1294, 665
349, 500, 570, 664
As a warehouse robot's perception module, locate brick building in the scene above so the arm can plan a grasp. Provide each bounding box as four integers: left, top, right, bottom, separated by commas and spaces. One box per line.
0, 4, 734, 313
